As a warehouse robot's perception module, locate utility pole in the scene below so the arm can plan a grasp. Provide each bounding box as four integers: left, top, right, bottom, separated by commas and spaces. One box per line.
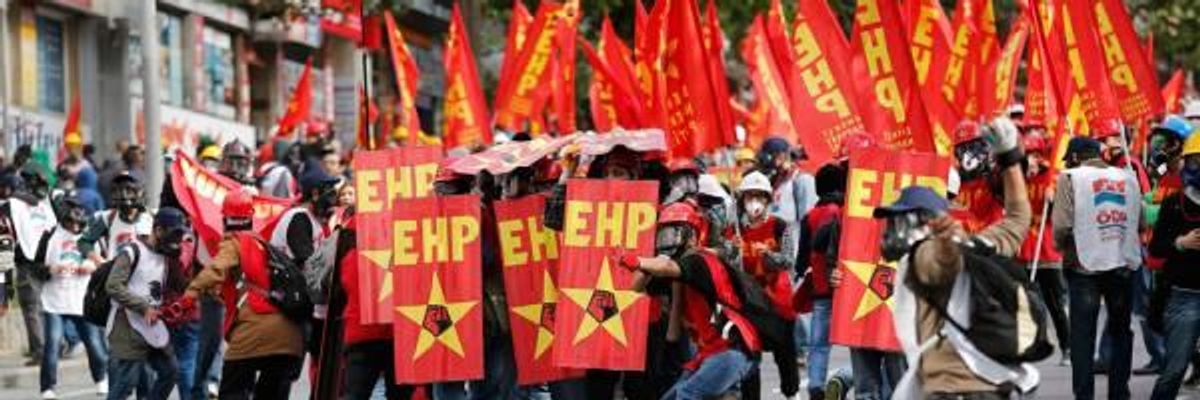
142, 0, 163, 209
0, 0, 10, 147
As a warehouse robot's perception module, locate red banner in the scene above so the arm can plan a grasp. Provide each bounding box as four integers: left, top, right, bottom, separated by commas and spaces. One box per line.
553, 179, 657, 370
1162, 69, 1185, 114
703, 0, 736, 144
169, 151, 294, 260
391, 195, 484, 384
276, 59, 312, 137
743, 17, 799, 149
496, 0, 534, 127
494, 2, 563, 131
850, 0, 935, 152
979, 17, 1029, 119
384, 11, 424, 146
495, 195, 585, 384
660, 0, 734, 159
353, 147, 443, 324
1092, 0, 1164, 124
1054, 0, 1122, 135
906, 0, 959, 156
788, 0, 863, 162
442, 4, 491, 149
830, 147, 952, 351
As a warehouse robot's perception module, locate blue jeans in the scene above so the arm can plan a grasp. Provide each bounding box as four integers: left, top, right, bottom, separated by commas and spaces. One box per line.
807, 298, 833, 391
106, 350, 178, 400
192, 295, 224, 399
432, 333, 516, 400
1098, 267, 1165, 368
170, 321, 199, 400
1151, 289, 1200, 400
663, 349, 755, 400
848, 348, 906, 400
41, 313, 108, 391
1067, 268, 1133, 400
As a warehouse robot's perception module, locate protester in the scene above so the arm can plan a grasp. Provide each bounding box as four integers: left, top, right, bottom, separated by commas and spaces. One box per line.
79, 171, 151, 263
38, 197, 108, 399
1017, 132, 1071, 365
197, 145, 222, 171
625, 200, 785, 400
797, 162, 849, 400
181, 189, 305, 399
218, 141, 255, 186
0, 172, 19, 317
732, 171, 799, 400
104, 207, 190, 400
1149, 133, 1200, 400
8, 164, 58, 367
1053, 135, 1143, 399
886, 117, 1036, 398
949, 121, 1004, 233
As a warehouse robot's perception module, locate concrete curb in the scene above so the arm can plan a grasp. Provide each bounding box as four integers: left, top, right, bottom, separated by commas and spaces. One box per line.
0, 356, 87, 390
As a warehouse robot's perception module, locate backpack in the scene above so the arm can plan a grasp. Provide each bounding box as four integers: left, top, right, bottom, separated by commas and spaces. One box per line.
695, 251, 793, 354
256, 238, 313, 322
83, 243, 140, 326
30, 227, 57, 281
302, 233, 339, 305
916, 238, 1054, 364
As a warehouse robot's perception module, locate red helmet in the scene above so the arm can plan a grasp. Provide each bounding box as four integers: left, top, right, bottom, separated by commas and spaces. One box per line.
1022, 134, 1049, 154
657, 201, 706, 234
667, 158, 700, 174
1091, 118, 1122, 140
953, 121, 983, 145
222, 188, 255, 220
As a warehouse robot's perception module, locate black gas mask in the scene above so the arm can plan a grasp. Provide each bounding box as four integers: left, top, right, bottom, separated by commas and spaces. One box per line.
954, 137, 994, 183
112, 182, 143, 214
154, 226, 189, 257
655, 224, 694, 259
60, 201, 89, 234
664, 172, 699, 204
313, 185, 340, 219
880, 210, 936, 262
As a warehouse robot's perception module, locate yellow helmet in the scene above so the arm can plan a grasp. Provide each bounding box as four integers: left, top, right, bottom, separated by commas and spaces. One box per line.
199, 145, 222, 161
1184, 130, 1200, 157
734, 147, 755, 163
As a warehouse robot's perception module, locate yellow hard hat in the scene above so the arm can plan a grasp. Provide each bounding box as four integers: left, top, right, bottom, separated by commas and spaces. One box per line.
199, 145, 222, 160
1183, 130, 1200, 157
64, 133, 82, 146
734, 147, 755, 163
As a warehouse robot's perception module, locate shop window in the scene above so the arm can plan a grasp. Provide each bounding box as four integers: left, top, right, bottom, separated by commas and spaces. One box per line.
35, 15, 65, 113
201, 27, 236, 118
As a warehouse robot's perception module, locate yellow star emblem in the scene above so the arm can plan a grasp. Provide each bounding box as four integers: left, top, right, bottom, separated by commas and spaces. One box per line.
511, 269, 559, 359
562, 257, 642, 346
360, 250, 394, 302
844, 260, 897, 320
396, 271, 478, 360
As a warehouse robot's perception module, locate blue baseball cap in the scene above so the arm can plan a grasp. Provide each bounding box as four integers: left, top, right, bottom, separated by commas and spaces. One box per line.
873, 186, 950, 218
154, 207, 189, 232
299, 163, 341, 194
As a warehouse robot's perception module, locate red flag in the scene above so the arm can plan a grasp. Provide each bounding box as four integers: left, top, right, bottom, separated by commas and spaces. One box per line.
584, 24, 643, 131
1029, 0, 1073, 173
442, 4, 491, 149
495, 195, 586, 384
59, 94, 81, 162
553, 179, 656, 370
549, 1, 580, 134
634, 0, 669, 130
169, 150, 295, 261
742, 17, 799, 147
978, 17, 1029, 119
1054, 0, 1123, 135
276, 59, 313, 137
391, 195, 484, 384
787, 0, 863, 162
1092, 0, 1165, 123
494, 2, 563, 131
661, 0, 735, 159
1162, 69, 1185, 114
969, 0, 1002, 119
732, 97, 771, 148
831, 147, 953, 351
850, 0, 935, 152
906, 0, 960, 156
496, 0, 534, 120
1144, 31, 1155, 76
357, 86, 379, 149
384, 11, 424, 145
703, 0, 736, 143
353, 147, 443, 324
764, 0, 796, 99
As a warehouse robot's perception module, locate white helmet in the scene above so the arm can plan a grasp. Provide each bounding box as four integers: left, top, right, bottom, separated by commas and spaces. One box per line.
1185, 101, 1200, 121
737, 171, 772, 196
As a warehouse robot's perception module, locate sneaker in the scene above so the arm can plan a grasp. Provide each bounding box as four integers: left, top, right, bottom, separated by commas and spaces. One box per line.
207, 383, 219, 399
1134, 363, 1162, 376
96, 379, 108, 395
40, 389, 57, 399
825, 376, 847, 400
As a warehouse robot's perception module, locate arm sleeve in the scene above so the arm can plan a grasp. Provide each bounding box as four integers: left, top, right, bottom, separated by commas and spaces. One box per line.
977, 175, 1033, 258
106, 250, 150, 314
1148, 196, 1182, 259
187, 238, 239, 297
1052, 172, 1075, 252
676, 254, 716, 296
763, 218, 795, 273
795, 216, 812, 276
286, 217, 316, 265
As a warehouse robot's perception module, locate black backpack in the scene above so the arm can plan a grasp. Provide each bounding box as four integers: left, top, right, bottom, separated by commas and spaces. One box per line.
255, 238, 313, 322
83, 244, 140, 326
916, 238, 1054, 364
694, 251, 793, 354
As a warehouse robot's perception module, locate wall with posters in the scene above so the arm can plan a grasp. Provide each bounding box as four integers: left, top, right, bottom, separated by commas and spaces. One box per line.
2, 107, 84, 155
131, 99, 254, 155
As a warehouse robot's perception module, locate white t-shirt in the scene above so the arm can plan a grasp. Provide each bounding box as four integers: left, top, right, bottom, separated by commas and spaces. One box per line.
40, 228, 93, 315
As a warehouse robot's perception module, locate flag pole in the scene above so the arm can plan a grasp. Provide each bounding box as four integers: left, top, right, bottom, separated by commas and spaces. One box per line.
1029, 195, 1051, 282
361, 5, 375, 150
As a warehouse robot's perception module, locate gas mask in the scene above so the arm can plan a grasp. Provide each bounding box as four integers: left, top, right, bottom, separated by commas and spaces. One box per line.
954, 138, 994, 183
155, 227, 188, 257
112, 183, 142, 213
664, 173, 698, 204
61, 204, 88, 234
1183, 156, 1200, 191
219, 155, 253, 185
313, 186, 340, 219
655, 224, 694, 259
1103, 145, 1127, 166
879, 211, 935, 262
743, 198, 767, 221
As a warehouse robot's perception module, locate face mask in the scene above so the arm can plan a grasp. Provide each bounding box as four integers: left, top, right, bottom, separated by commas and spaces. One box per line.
1183, 157, 1200, 190
744, 199, 767, 220
880, 211, 934, 262
155, 229, 187, 257
655, 225, 691, 258
954, 139, 994, 183
664, 175, 698, 204
314, 189, 339, 219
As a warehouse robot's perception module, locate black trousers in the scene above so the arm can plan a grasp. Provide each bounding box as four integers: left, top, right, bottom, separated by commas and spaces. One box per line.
343, 341, 416, 400
219, 355, 302, 400
1031, 267, 1071, 353
741, 319, 801, 399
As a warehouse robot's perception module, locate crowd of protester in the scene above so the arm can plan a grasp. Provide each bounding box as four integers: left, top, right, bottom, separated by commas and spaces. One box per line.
0, 102, 1196, 400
